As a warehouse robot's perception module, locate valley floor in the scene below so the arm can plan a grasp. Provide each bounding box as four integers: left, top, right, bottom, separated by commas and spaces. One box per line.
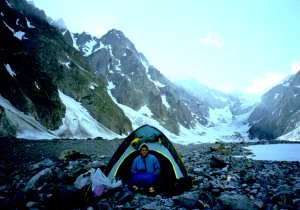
0, 137, 298, 172
0, 137, 124, 172
0, 137, 299, 209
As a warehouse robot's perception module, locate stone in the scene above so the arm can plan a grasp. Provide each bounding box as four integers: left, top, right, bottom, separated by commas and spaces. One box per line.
26, 168, 53, 190
218, 192, 257, 210
32, 158, 54, 170
58, 150, 90, 160
26, 201, 39, 208
163, 198, 174, 207
210, 155, 228, 168
292, 182, 300, 194
193, 167, 204, 174
173, 191, 200, 209
142, 201, 161, 210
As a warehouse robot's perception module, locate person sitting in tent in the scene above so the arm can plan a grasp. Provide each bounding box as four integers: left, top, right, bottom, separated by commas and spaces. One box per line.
127, 143, 160, 193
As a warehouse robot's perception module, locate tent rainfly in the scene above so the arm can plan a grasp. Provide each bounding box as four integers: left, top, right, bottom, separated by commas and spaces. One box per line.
105, 125, 192, 195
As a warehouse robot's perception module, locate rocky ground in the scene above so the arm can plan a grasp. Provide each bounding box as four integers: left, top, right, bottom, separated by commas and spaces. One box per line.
0, 137, 299, 209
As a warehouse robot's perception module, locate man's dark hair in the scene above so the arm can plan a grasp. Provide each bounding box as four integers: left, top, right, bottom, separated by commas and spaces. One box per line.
139, 143, 148, 151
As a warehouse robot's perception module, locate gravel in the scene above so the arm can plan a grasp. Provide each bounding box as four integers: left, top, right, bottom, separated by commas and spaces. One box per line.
0, 137, 124, 172
1, 137, 300, 209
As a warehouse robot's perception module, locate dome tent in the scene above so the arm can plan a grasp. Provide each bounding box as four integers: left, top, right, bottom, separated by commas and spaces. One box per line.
105, 125, 192, 195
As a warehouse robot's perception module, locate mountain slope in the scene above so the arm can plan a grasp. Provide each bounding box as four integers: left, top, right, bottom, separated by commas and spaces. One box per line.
248, 71, 300, 140
67, 29, 197, 134
0, 0, 132, 138
65, 29, 255, 141
4, 0, 297, 143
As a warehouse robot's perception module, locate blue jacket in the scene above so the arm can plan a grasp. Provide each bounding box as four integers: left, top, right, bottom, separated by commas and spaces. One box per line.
131, 154, 160, 175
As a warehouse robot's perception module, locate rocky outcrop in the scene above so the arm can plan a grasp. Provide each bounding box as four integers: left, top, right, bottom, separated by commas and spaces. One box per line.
0, 107, 16, 137
5, 0, 300, 141
1, 0, 255, 140
0, 0, 66, 130
71, 29, 210, 134
248, 71, 300, 140
69, 27, 258, 136
73, 30, 186, 133
0, 0, 132, 136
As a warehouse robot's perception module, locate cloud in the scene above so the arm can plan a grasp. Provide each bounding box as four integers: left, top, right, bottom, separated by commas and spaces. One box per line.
199, 32, 223, 48
290, 61, 300, 74
243, 72, 287, 95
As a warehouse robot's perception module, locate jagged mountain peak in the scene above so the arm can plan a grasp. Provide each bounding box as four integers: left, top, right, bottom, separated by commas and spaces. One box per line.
66, 28, 139, 59
74, 31, 96, 46
248, 70, 300, 140
101, 28, 137, 52
3, 0, 298, 142
260, 70, 300, 103
107, 28, 125, 38
72, 26, 253, 137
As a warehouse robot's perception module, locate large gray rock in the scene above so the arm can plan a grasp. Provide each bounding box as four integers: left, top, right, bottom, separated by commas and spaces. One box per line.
218, 192, 259, 210
26, 168, 53, 190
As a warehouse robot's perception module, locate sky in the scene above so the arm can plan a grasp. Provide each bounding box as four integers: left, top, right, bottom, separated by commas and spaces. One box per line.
29, 0, 300, 96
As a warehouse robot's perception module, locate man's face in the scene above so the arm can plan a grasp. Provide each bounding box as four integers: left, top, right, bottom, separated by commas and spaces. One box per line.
140, 147, 148, 157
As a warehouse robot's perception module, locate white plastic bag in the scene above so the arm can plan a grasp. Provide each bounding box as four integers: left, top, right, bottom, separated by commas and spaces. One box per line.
74, 168, 122, 197
91, 168, 112, 191
91, 168, 123, 197
74, 168, 95, 189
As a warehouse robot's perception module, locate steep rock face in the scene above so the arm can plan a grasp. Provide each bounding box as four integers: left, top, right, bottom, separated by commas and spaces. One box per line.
0, 0, 65, 130
146, 66, 196, 131
72, 29, 197, 134
0, 0, 132, 135
0, 106, 16, 137
248, 71, 300, 140
174, 80, 232, 125
69, 29, 252, 135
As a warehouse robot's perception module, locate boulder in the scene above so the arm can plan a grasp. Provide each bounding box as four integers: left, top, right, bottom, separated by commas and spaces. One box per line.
26, 168, 53, 190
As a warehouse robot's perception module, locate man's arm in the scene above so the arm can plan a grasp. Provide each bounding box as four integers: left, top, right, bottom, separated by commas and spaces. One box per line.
153, 156, 160, 175
131, 157, 138, 174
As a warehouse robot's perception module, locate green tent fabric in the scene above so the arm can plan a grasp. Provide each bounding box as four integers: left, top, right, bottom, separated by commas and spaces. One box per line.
105, 125, 192, 195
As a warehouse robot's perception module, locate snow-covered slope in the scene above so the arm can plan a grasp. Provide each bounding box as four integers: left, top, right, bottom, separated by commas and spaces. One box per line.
107, 85, 252, 144
0, 0, 132, 136
3, 85, 298, 143
0, 95, 57, 140
248, 71, 300, 140
277, 125, 300, 141
0, 91, 122, 140
53, 91, 122, 140
3, 0, 299, 143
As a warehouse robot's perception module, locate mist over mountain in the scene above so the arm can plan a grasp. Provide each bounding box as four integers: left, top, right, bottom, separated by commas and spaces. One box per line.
1, 0, 299, 142
48, 18, 67, 30
66, 27, 260, 142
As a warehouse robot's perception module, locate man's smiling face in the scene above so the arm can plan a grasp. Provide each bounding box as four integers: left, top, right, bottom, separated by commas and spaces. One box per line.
140, 147, 148, 157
